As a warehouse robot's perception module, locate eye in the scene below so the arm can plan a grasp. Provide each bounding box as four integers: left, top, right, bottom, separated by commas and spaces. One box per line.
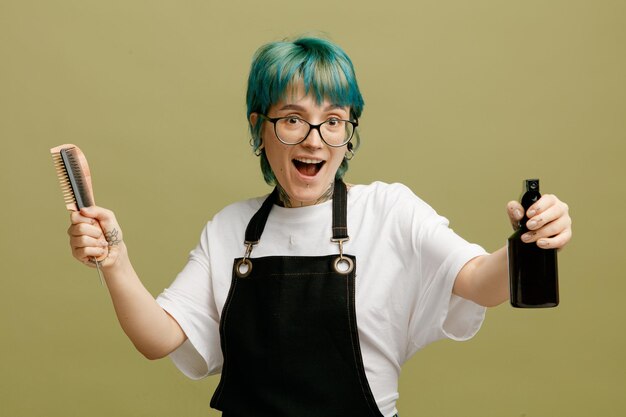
286, 116, 303, 125
325, 117, 345, 129
277, 116, 306, 132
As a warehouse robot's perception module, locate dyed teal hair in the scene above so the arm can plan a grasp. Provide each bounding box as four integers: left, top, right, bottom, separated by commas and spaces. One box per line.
246, 37, 365, 185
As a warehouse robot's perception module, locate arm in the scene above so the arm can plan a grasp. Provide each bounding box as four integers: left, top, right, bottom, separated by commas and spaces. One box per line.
68, 206, 187, 359
453, 194, 572, 307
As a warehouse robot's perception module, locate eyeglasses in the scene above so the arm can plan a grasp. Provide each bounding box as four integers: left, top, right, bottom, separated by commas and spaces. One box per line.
260, 115, 358, 147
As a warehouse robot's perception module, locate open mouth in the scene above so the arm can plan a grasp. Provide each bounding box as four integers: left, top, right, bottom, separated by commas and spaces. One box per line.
293, 158, 325, 177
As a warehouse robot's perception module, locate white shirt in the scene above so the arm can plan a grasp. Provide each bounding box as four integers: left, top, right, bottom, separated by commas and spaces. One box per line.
156, 182, 487, 416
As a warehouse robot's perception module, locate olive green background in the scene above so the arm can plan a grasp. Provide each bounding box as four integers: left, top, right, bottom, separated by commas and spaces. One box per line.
1, 0, 624, 416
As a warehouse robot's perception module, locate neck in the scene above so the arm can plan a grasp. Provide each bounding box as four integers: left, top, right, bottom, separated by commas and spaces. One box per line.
276, 182, 335, 208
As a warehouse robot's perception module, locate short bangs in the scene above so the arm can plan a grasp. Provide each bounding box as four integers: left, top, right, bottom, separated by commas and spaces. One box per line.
247, 37, 364, 119
246, 37, 364, 185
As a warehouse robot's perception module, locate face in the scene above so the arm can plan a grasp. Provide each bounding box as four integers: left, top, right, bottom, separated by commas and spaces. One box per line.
252, 84, 350, 207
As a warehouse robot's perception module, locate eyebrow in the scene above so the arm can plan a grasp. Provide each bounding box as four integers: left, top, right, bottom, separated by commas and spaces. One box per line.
278, 103, 348, 112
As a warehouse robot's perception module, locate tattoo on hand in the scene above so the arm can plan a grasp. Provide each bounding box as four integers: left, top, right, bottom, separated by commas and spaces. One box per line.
105, 228, 122, 246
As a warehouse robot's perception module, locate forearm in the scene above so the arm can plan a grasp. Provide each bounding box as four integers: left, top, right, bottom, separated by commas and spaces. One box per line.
102, 243, 186, 359
453, 246, 510, 307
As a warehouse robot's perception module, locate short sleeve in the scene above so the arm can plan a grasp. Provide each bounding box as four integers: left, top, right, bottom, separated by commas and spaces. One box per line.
156, 223, 223, 379
407, 206, 487, 355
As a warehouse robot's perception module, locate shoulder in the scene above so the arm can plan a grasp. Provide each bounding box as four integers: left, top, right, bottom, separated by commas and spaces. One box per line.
190, 193, 271, 259
348, 181, 435, 216
213, 195, 266, 222
201, 193, 269, 238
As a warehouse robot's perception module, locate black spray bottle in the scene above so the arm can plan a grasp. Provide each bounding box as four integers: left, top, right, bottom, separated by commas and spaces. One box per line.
508, 179, 559, 308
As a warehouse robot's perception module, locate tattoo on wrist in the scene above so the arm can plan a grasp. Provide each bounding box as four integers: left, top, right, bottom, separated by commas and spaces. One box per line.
105, 228, 122, 246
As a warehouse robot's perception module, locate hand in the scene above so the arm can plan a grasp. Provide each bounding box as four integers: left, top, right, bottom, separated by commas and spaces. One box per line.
507, 194, 572, 250
67, 206, 125, 269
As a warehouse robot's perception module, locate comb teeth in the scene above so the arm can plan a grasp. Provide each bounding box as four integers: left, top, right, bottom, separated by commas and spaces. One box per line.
51, 149, 78, 211
61, 148, 94, 208
50, 144, 96, 212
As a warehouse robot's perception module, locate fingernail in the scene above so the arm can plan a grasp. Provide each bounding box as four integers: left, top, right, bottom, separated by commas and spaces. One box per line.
522, 233, 532, 242
514, 209, 522, 219
538, 239, 549, 247
527, 209, 536, 217
527, 220, 537, 229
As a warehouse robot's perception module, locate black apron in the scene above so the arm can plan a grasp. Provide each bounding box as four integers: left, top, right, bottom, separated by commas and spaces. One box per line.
210, 180, 383, 417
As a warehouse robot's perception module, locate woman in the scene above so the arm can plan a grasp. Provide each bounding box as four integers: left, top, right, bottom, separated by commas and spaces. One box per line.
68, 37, 572, 417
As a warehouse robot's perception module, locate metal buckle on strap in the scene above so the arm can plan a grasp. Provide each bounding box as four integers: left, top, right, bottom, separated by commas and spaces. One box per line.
243, 241, 257, 259
331, 237, 354, 274
235, 240, 258, 278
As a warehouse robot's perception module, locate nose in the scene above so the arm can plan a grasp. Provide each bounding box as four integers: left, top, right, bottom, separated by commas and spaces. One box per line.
301, 125, 324, 149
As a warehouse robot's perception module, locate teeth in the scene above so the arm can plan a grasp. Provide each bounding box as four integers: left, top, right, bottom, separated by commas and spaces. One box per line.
294, 158, 323, 164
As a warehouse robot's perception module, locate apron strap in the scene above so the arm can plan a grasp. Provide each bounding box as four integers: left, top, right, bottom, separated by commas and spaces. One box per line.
244, 187, 278, 244
332, 179, 349, 241
244, 179, 348, 244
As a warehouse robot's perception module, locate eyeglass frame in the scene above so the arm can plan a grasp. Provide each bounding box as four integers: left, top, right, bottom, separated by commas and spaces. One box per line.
259, 114, 359, 148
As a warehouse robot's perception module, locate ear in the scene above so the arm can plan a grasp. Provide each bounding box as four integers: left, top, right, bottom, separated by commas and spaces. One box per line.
249, 112, 258, 128
249, 113, 264, 151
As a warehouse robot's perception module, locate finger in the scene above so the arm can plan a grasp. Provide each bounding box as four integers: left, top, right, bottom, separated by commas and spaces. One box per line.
69, 226, 110, 266
525, 194, 561, 218
526, 200, 569, 231
79, 206, 117, 225
507, 201, 525, 229
536, 227, 573, 250
70, 234, 109, 249
70, 210, 98, 225
72, 245, 109, 262
67, 222, 106, 239
521, 215, 572, 243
